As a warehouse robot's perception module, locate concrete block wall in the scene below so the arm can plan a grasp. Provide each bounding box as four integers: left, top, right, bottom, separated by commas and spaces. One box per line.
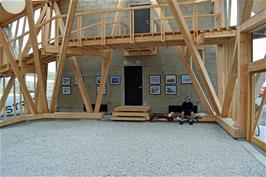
57, 0, 218, 114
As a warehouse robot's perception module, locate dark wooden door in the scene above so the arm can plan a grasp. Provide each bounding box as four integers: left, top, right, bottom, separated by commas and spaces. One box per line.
124, 66, 143, 105
132, 4, 150, 33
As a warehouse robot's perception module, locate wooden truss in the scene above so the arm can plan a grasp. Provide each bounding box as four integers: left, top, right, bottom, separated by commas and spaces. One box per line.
0, 0, 265, 151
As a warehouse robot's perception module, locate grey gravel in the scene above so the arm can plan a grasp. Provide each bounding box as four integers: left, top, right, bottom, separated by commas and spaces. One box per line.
0, 120, 265, 177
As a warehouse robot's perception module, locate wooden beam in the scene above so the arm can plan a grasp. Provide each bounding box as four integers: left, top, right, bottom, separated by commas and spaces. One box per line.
22, 5, 48, 57
94, 52, 112, 113
168, 0, 222, 114
221, 38, 238, 117
50, 0, 78, 112
0, 76, 15, 111
176, 47, 213, 115
248, 59, 266, 73
252, 92, 266, 135
0, 28, 37, 114
240, 8, 266, 32
111, 0, 125, 36
236, 32, 252, 129
239, 0, 254, 24
52, 2, 65, 34
44, 45, 106, 57
26, 0, 48, 113
69, 57, 93, 113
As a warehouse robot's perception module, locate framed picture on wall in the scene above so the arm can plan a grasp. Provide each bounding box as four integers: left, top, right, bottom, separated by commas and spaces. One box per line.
61, 76, 71, 85
181, 74, 192, 84
150, 85, 161, 95
74, 76, 85, 85
165, 75, 176, 84
96, 76, 102, 85
149, 75, 161, 84
96, 85, 106, 95
110, 75, 120, 85
165, 85, 176, 95
62, 86, 71, 95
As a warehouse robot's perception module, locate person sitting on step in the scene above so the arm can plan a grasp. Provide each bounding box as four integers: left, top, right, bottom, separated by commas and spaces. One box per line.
180, 96, 194, 125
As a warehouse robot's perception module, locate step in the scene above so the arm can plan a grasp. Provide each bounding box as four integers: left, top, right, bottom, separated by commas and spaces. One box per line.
112, 112, 149, 118
111, 117, 147, 121
114, 106, 150, 113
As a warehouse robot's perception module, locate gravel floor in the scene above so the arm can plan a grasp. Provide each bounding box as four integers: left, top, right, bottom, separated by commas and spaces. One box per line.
0, 120, 265, 177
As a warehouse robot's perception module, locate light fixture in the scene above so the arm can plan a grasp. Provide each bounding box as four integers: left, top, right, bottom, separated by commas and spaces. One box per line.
1, 0, 26, 14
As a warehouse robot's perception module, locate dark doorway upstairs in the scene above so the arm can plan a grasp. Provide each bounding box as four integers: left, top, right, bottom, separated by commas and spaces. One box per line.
131, 4, 150, 34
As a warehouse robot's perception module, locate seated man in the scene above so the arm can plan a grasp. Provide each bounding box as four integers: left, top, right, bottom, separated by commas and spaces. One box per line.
181, 96, 194, 125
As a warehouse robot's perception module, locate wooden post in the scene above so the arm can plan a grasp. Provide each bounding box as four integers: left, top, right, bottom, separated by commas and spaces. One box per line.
0, 76, 15, 111
94, 52, 112, 113
235, 32, 251, 130
50, 0, 78, 112
168, 0, 222, 115
26, 0, 48, 113
69, 57, 93, 113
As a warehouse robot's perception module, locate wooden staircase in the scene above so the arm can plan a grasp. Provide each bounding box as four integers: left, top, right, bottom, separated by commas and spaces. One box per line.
111, 106, 150, 121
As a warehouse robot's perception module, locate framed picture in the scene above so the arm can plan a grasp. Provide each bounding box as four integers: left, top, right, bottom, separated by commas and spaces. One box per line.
74, 76, 85, 85
96, 76, 102, 85
165, 85, 176, 95
165, 75, 176, 84
61, 76, 71, 85
149, 75, 161, 85
96, 85, 106, 95
181, 74, 192, 84
110, 75, 120, 85
150, 85, 161, 95
62, 86, 71, 95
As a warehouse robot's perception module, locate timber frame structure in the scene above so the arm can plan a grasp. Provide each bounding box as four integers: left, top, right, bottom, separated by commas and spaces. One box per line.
0, 0, 265, 151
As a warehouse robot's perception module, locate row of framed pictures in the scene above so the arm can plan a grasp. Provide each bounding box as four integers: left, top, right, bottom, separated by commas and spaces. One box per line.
61, 75, 121, 86
149, 74, 192, 84
62, 85, 107, 95
150, 85, 177, 95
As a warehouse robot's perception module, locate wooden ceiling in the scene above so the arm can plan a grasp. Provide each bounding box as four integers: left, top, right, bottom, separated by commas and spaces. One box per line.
0, 0, 47, 27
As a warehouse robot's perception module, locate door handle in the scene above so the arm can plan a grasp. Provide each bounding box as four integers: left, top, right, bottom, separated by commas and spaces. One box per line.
139, 86, 142, 89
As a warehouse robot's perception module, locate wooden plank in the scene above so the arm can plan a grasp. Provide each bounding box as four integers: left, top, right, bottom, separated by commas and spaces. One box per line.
248, 59, 266, 73
0, 113, 103, 127
26, 0, 48, 113
221, 38, 238, 117
168, 0, 222, 114
0, 114, 42, 127
111, 117, 147, 121
50, 0, 78, 112
0, 28, 37, 114
251, 136, 266, 152
176, 47, 213, 115
44, 45, 105, 57
114, 106, 150, 112
216, 116, 246, 138
94, 53, 112, 113
0, 76, 15, 111
42, 112, 103, 119
69, 57, 93, 113
199, 115, 216, 122
236, 32, 252, 130
240, 8, 266, 32
112, 112, 149, 118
